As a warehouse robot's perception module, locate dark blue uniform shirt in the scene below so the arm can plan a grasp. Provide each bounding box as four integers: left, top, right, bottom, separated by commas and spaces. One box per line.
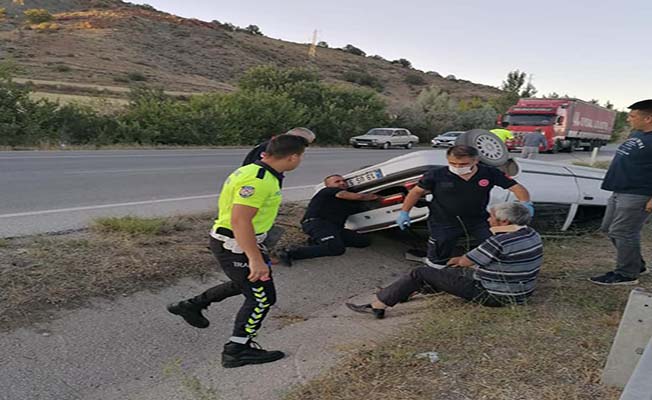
602, 131, 652, 196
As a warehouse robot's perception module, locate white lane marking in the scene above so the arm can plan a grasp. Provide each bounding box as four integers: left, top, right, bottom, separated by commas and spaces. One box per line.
0, 153, 248, 160
0, 148, 394, 160
0, 185, 315, 219
63, 165, 234, 174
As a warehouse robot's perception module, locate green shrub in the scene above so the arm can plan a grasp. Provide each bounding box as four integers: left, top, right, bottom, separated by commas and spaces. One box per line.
392, 58, 412, 68
404, 74, 426, 85
342, 70, 384, 92
127, 71, 148, 82
24, 9, 53, 24
244, 24, 263, 35
342, 44, 365, 56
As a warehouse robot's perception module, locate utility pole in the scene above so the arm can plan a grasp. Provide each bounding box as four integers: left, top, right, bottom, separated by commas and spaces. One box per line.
308, 29, 317, 59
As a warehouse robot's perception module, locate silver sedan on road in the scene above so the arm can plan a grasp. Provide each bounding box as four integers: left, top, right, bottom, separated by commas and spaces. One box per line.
350, 128, 419, 149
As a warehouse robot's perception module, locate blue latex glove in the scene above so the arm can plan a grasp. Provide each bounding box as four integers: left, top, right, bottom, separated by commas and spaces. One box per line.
521, 201, 535, 217
396, 210, 411, 230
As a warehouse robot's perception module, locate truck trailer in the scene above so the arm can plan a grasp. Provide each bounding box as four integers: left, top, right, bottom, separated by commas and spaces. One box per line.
503, 98, 616, 153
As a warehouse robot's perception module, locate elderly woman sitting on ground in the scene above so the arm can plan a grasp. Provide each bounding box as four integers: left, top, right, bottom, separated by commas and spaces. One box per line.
347, 202, 543, 318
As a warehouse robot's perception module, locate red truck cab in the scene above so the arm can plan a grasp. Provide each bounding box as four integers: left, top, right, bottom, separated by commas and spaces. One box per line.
503, 98, 615, 153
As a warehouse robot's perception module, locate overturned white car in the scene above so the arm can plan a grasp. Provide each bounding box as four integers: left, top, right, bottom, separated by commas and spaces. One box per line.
332, 130, 608, 233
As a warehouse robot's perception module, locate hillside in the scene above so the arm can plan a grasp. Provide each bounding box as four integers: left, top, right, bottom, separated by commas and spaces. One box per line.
0, 0, 502, 110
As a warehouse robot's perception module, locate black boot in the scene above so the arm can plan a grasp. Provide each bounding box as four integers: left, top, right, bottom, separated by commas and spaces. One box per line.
166, 300, 209, 328
221, 341, 285, 368
277, 248, 293, 267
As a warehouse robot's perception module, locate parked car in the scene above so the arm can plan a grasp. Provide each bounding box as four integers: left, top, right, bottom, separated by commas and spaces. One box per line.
431, 131, 463, 147
349, 128, 419, 149
322, 130, 608, 233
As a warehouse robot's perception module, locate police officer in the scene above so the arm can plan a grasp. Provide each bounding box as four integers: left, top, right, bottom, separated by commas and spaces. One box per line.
167, 135, 307, 368
241, 127, 316, 259
278, 174, 379, 265
397, 145, 533, 266
490, 121, 514, 142
242, 127, 316, 166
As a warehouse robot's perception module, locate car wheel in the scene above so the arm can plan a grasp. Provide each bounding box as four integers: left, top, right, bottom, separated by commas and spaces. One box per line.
381, 142, 390, 150
352, 144, 360, 148
455, 129, 509, 167
405, 142, 413, 149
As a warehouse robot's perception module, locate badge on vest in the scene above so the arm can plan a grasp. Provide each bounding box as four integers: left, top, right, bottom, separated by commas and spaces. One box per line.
478, 179, 490, 187
239, 186, 255, 198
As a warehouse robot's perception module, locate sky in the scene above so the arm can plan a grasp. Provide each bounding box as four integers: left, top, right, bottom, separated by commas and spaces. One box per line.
131, 0, 650, 110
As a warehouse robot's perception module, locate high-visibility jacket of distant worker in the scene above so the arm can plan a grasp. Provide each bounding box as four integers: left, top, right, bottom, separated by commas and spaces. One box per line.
490, 128, 514, 142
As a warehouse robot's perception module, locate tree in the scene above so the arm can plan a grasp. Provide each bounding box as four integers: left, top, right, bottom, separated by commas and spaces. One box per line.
491, 69, 538, 113
398, 86, 458, 140
244, 24, 262, 35
316, 41, 329, 48
0, 8, 7, 20
500, 70, 537, 97
604, 100, 614, 110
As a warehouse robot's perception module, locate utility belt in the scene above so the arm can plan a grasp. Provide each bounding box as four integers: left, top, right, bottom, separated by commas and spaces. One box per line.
210, 226, 268, 254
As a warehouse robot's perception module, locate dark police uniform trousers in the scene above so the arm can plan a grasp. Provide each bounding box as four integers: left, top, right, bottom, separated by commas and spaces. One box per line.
190, 236, 276, 340
289, 218, 371, 259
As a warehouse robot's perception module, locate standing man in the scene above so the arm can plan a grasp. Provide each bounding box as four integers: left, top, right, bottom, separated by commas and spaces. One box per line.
490, 121, 514, 142
396, 145, 532, 266
167, 135, 307, 368
590, 99, 652, 285
521, 129, 548, 159
278, 174, 379, 266
242, 127, 316, 166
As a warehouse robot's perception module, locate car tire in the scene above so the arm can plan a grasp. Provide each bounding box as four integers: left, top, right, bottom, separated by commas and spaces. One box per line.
405, 142, 413, 149
381, 142, 390, 150
455, 129, 509, 167
352, 144, 360, 148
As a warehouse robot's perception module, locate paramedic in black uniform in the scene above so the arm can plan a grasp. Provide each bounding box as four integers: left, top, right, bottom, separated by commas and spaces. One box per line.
396, 145, 533, 266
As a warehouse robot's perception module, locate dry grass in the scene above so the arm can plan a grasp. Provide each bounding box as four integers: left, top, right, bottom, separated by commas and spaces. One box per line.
0, 206, 308, 332
92, 215, 190, 235
572, 161, 611, 170
285, 230, 652, 400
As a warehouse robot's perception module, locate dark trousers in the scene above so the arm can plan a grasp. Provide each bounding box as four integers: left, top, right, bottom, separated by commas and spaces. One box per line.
190, 238, 276, 340
601, 193, 650, 278
289, 219, 371, 260
377, 266, 504, 307
427, 217, 492, 264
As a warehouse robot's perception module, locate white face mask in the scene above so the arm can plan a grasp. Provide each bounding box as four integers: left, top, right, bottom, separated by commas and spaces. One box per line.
448, 165, 474, 176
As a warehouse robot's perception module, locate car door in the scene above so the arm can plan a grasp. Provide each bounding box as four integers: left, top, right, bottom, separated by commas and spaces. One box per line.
390, 130, 402, 146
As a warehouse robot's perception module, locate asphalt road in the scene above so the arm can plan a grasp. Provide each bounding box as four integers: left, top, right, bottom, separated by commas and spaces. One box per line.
0, 146, 617, 237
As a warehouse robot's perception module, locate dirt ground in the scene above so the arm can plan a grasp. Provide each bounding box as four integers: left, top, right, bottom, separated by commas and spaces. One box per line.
2, 205, 651, 399
285, 228, 652, 400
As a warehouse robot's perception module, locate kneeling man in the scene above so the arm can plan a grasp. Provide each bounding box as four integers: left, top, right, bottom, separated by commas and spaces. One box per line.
279, 174, 378, 266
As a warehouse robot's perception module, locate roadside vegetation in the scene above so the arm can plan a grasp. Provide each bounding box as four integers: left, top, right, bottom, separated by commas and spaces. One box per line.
3, 60, 625, 149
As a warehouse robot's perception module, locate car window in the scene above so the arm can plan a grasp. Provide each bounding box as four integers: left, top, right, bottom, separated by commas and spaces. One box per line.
367, 129, 393, 136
